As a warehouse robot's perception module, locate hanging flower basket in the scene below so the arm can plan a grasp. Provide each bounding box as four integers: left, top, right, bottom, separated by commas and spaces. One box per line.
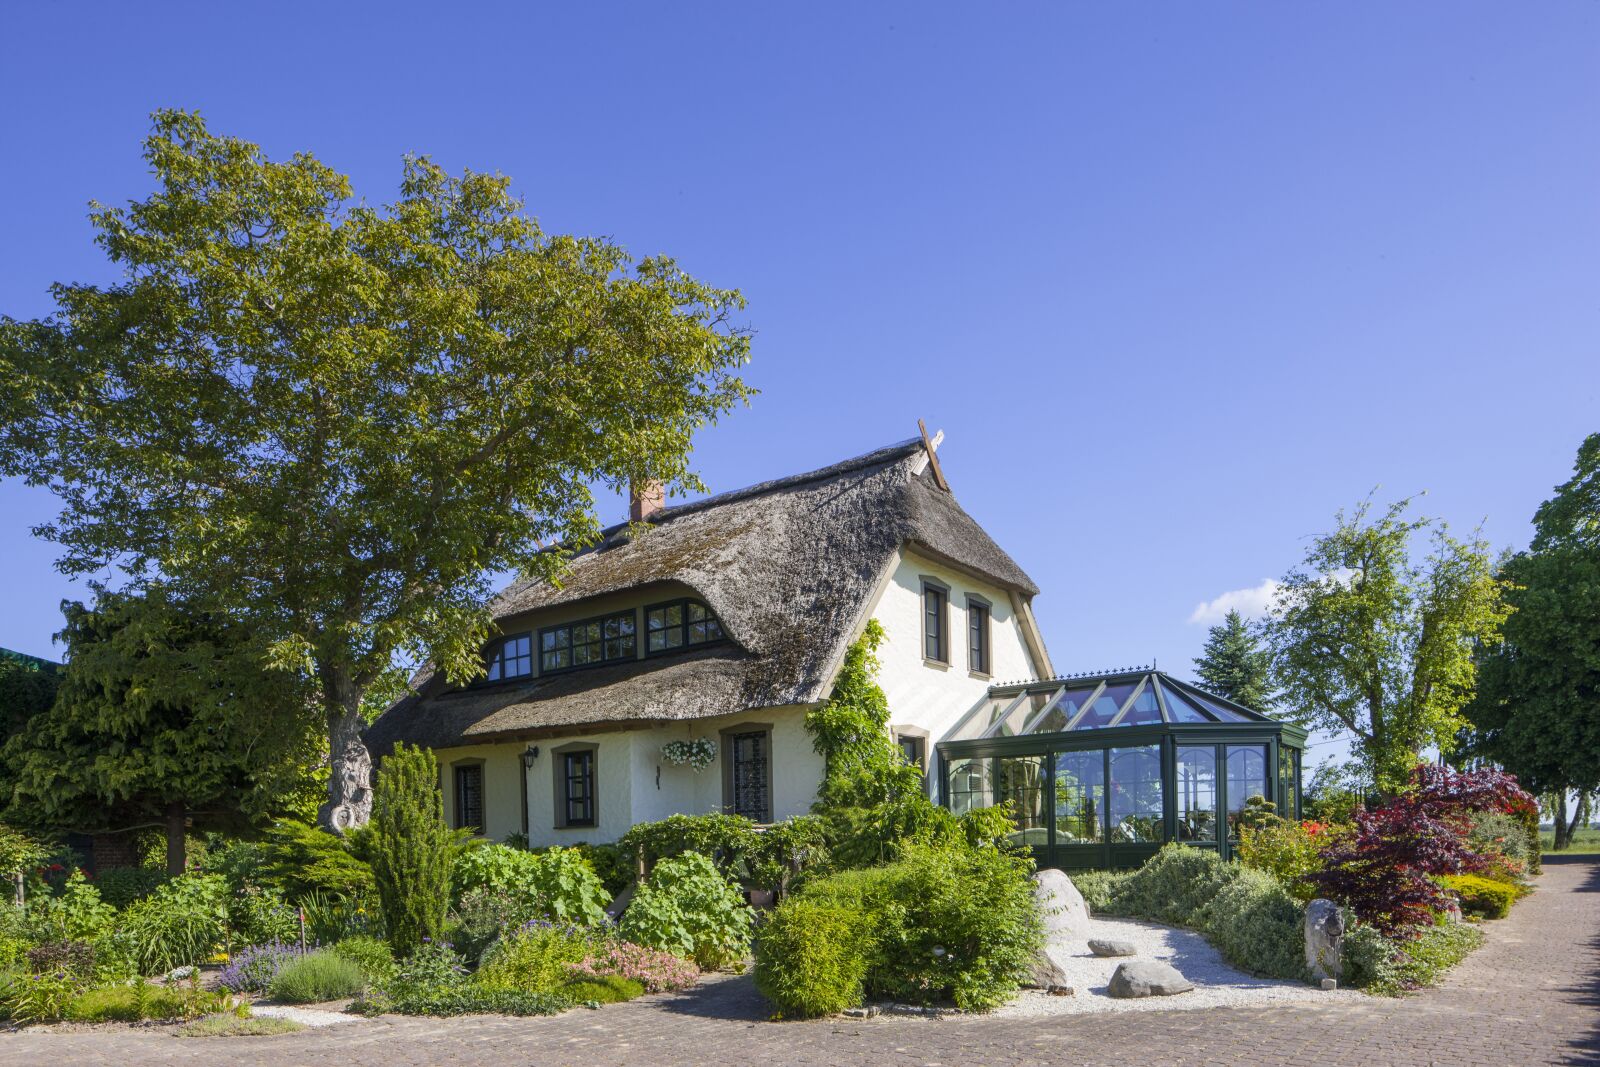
661, 738, 717, 772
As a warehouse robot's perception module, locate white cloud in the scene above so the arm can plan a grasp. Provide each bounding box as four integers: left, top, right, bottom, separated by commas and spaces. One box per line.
1187, 579, 1280, 625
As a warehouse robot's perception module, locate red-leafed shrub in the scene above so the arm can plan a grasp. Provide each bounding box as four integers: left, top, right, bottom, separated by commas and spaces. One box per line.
1306, 765, 1535, 934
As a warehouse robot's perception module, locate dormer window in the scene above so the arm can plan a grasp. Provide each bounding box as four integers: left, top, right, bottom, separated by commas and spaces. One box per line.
485, 633, 532, 681
540, 610, 637, 673
645, 598, 725, 654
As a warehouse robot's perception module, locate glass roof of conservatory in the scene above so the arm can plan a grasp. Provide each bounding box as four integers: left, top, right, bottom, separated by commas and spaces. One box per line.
951, 668, 1275, 742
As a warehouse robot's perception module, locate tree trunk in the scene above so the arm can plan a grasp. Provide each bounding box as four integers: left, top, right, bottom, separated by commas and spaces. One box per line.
317, 704, 374, 834
1565, 791, 1590, 848
1551, 792, 1571, 852
165, 800, 187, 876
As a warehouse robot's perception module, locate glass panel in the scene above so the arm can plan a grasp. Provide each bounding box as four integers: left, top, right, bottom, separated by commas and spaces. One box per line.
996, 756, 1048, 849
730, 731, 770, 820
1030, 687, 1097, 733
924, 587, 946, 661
994, 688, 1053, 737
1118, 684, 1163, 726
1226, 745, 1270, 837
1052, 749, 1105, 844
1071, 682, 1137, 730
946, 757, 993, 816
1110, 746, 1164, 843
1158, 683, 1211, 723
1176, 747, 1217, 841
1193, 691, 1252, 722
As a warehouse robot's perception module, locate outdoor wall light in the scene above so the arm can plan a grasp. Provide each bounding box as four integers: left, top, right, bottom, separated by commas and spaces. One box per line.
521, 745, 540, 769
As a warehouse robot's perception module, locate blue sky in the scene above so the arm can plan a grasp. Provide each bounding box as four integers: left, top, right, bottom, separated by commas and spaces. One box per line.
2, 3, 1596, 771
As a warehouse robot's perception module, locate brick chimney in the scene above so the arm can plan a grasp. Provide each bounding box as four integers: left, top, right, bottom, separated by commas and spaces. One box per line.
629, 479, 665, 522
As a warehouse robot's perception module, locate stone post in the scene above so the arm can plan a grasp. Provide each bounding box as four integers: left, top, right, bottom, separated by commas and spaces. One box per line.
1304, 898, 1345, 983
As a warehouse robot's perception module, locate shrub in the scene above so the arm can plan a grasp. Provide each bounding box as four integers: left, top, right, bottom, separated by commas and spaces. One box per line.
3, 969, 81, 1024
568, 940, 699, 993
1467, 810, 1531, 868
476, 923, 599, 994
228, 884, 300, 947
268, 949, 367, 1002
26, 940, 96, 983
753, 897, 875, 1017
1106, 844, 1239, 926
747, 816, 830, 895
561, 974, 645, 1004
260, 820, 376, 899
619, 851, 751, 970
217, 940, 305, 994
28, 871, 116, 942
1236, 820, 1327, 902
1344, 920, 1484, 994
350, 984, 568, 1017
1439, 874, 1520, 919
568, 843, 635, 897
332, 935, 395, 987
369, 744, 462, 955
175, 1013, 305, 1037
1068, 870, 1130, 915
121, 873, 229, 973
299, 888, 383, 943
1202, 868, 1306, 980
395, 938, 468, 992
64, 981, 229, 1022
93, 867, 169, 908
618, 814, 760, 878
452, 844, 610, 927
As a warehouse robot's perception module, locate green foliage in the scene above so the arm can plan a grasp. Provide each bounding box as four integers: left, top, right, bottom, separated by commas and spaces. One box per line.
261, 820, 376, 899
452, 844, 610, 926
65, 980, 229, 1023
0, 108, 752, 829
560, 974, 644, 1004
26, 940, 96, 983
368, 745, 460, 955
176, 1013, 305, 1037
331, 935, 395, 987
1344, 920, 1484, 994
298, 888, 383, 944
4, 968, 83, 1024
121, 873, 229, 973
618, 813, 759, 877
1466, 438, 1600, 811
619, 851, 751, 971
1266, 496, 1511, 792
1236, 820, 1327, 902
564, 842, 634, 896
1438, 874, 1519, 919
1066, 870, 1131, 915
0, 822, 49, 889
1193, 609, 1275, 710
227, 884, 300, 946
1, 589, 323, 846
27, 871, 116, 943
753, 897, 876, 1018
93, 867, 169, 908
268, 949, 367, 1002
476, 923, 600, 993
747, 815, 830, 894
1235, 794, 1280, 833
1466, 810, 1532, 866
1103, 844, 1240, 927
805, 620, 921, 813
352, 983, 570, 1018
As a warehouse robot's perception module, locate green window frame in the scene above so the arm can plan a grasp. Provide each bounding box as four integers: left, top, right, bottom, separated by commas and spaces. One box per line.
484, 632, 532, 682
539, 610, 637, 674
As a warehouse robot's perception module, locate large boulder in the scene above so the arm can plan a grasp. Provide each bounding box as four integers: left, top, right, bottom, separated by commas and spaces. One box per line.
1033, 868, 1089, 943
1107, 960, 1193, 998
1304, 898, 1345, 982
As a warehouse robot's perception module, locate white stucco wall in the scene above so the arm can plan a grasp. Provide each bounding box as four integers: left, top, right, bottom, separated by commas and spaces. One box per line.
436, 742, 527, 844
869, 549, 1040, 745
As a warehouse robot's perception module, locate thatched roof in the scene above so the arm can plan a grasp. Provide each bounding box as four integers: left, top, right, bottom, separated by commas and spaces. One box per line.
366, 437, 1039, 751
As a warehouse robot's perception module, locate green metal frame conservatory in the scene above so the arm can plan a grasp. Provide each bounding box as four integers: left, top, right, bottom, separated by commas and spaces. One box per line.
936, 668, 1306, 871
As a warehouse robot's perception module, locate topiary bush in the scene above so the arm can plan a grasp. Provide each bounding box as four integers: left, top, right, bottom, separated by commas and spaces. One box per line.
368, 744, 461, 956
618, 851, 751, 970
268, 949, 366, 1002
1439, 873, 1520, 919
753, 897, 875, 1018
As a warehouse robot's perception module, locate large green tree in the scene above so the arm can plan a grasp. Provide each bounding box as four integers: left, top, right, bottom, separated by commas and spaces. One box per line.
1465, 433, 1600, 848
2, 588, 324, 874
1265, 497, 1511, 793
0, 111, 751, 830
1192, 608, 1274, 710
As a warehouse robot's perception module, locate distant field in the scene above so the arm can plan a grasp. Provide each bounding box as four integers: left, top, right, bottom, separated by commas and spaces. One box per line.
1540, 827, 1600, 855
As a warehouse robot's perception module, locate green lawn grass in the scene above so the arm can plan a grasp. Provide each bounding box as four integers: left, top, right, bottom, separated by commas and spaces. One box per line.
1540, 827, 1600, 855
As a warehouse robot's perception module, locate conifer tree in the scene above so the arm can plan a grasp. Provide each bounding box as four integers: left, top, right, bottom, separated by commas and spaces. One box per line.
1193, 609, 1275, 710
367, 743, 458, 955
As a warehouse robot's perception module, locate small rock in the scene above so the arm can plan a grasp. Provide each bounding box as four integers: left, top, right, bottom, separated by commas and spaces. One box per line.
1026, 944, 1075, 991
1087, 938, 1137, 957
1107, 960, 1194, 998
842, 1005, 879, 1019
1046, 986, 1075, 997
1320, 978, 1338, 991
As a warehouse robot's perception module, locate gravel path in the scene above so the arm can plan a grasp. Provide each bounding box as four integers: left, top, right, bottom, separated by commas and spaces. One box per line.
990, 911, 1358, 1017
249, 1003, 365, 1027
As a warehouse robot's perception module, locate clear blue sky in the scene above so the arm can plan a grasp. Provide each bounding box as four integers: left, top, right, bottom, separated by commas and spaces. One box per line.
2, 3, 1596, 771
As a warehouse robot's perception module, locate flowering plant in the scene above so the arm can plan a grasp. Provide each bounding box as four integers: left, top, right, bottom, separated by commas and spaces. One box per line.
568, 940, 698, 993
661, 738, 717, 772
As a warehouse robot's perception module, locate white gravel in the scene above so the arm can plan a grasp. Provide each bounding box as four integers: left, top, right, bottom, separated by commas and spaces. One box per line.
988, 914, 1360, 1017
249, 1003, 365, 1027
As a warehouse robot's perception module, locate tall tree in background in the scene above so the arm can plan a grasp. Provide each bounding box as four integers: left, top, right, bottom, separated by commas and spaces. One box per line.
1193, 608, 1274, 710
1265, 497, 1511, 794
0, 111, 752, 831
0, 652, 61, 744
2, 589, 324, 874
1465, 433, 1600, 849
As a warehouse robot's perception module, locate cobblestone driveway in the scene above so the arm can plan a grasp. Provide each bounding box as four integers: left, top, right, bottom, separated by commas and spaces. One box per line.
7, 855, 1597, 1066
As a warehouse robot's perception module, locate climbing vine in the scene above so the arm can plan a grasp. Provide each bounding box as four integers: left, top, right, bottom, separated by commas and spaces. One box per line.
804, 620, 920, 811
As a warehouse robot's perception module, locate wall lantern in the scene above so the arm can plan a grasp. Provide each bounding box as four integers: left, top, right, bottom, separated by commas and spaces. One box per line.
521, 745, 540, 769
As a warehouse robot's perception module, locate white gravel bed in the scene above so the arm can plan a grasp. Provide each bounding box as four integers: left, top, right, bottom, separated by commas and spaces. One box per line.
249, 1003, 364, 1027
987, 914, 1359, 1017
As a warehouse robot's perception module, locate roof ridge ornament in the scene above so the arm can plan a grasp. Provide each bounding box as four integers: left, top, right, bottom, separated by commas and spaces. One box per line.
917, 419, 950, 492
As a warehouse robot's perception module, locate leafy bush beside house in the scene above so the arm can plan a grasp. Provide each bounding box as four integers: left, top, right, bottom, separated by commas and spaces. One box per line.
618, 851, 751, 970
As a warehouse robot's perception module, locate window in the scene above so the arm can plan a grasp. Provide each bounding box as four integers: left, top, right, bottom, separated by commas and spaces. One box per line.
554, 745, 596, 828
922, 579, 948, 663
967, 597, 990, 674
896, 732, 926, 772
485, 633, 532, 682
645, 598, 725, 654
453, 762, 484, 833
540, 610, 636, 673
1110, 746, 1164, 843
1053, 749, 1104, 844
1177, 746, 1218, 841
723, 727, 772, 822
1226, 744, 1270, 838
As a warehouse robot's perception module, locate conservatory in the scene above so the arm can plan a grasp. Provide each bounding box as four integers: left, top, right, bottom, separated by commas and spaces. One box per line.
936, 668, 1306, 871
